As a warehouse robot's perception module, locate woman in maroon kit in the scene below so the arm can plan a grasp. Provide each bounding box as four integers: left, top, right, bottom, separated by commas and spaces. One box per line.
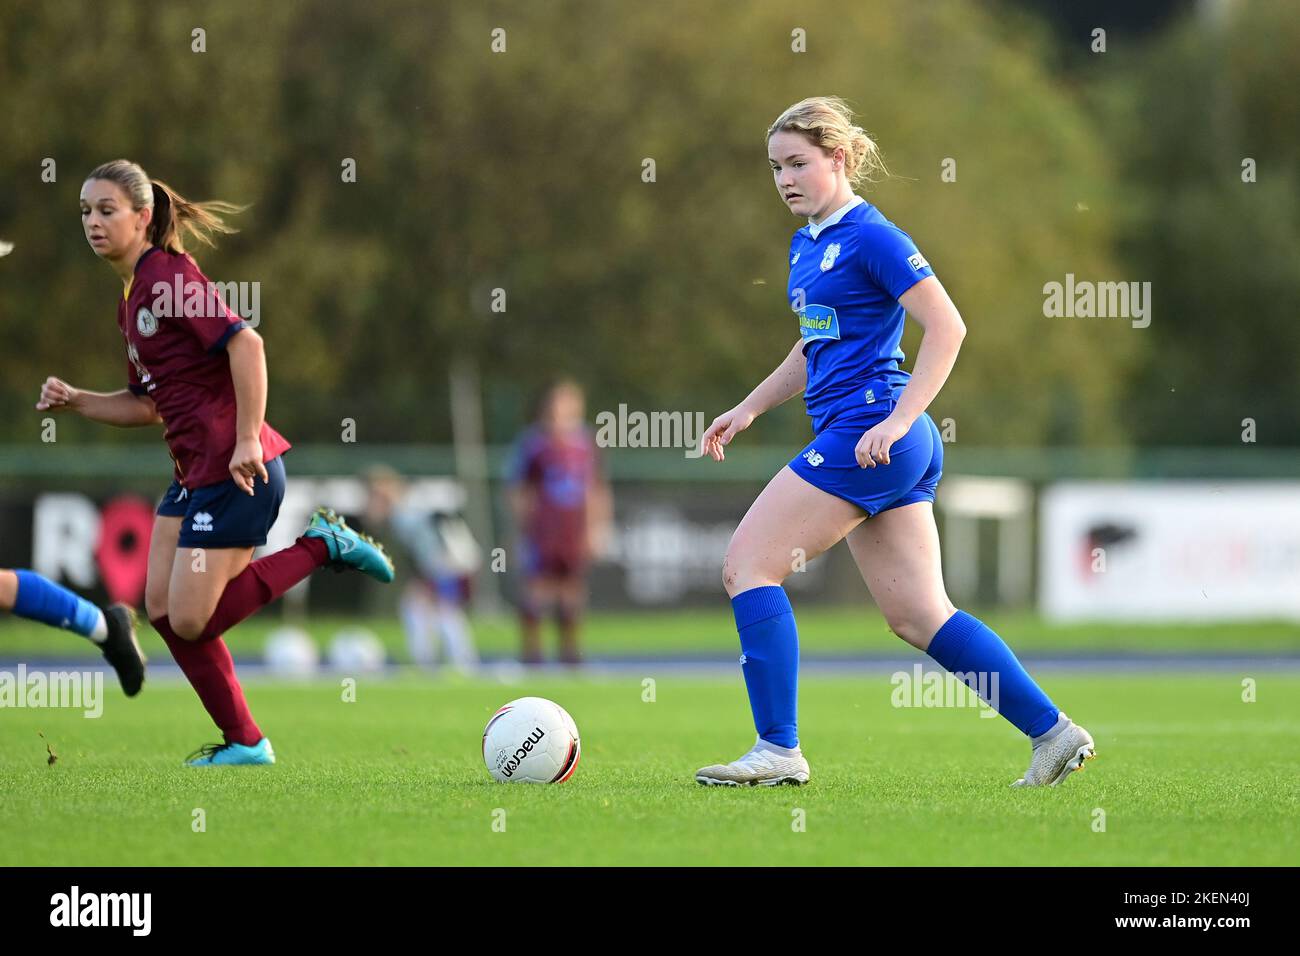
38, 160, 394, 765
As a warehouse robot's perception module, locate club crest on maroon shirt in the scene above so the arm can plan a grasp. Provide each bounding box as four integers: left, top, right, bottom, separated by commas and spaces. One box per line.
135, 306, 158, 337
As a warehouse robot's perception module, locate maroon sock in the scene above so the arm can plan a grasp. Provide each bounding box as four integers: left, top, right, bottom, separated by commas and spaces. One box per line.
153, 615, 262, 746
198, 536, 329, 642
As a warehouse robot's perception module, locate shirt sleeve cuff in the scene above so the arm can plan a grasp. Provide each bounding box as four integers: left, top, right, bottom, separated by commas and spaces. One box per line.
208, 320, 249, 354
891, 273, 932, 302
127, 383, 149, 396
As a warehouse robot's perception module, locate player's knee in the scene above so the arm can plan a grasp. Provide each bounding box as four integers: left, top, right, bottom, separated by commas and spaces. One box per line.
722, 548, 784, 597
721, 549, 750, 595
884, 611, 931, 650
721, 554, 737, 593
885, 602, 956, 650
169, 611, 207, 642
144, 589, 169, 623
554, 602, 582, 627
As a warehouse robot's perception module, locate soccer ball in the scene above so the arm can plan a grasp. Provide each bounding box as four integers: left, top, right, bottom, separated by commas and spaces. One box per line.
482, 696, 581, 784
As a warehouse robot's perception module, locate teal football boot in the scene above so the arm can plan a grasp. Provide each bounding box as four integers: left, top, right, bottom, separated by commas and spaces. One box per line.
185, 737, 276, 767
304, 506, 395, 583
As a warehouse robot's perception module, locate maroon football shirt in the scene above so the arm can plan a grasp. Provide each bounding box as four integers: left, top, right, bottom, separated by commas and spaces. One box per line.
118, 247, 291, 489
510, 425, 601, 558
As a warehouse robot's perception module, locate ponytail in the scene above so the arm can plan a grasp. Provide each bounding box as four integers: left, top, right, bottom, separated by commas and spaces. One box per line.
147, 178, 245, 254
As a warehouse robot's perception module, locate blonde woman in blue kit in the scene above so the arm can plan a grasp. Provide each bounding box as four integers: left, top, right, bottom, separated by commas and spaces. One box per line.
694, 97, 1096, 788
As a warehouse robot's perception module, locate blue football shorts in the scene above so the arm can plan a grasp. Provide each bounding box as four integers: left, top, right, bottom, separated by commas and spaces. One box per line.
786, 404, 943, 517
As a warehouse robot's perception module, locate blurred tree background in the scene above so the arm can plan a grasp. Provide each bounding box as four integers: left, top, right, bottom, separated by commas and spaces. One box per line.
0, 0, 1294, 452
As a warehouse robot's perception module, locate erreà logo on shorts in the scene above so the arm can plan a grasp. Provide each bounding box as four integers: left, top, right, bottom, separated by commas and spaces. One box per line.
50, 886, 151, 936
191, 511, 214, 532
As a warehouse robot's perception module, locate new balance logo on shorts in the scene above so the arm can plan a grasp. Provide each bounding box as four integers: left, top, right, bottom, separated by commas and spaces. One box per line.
191, 511, 214, 532
802, 449, 824, 467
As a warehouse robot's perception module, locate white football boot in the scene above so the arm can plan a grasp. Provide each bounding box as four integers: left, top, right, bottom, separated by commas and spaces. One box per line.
1012, 713, 1096, 787
695, 737, 810, 787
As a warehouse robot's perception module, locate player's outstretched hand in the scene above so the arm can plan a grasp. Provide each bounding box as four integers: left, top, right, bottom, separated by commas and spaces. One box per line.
229, 437, 268, 495
855, 414, 910, 468
699, 403, 757, 462
36, 376, 80, 412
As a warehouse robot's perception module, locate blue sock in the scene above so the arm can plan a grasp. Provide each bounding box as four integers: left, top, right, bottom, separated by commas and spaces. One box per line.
11, 570, 104, 640
926, 610, 1058, 738
731, 585, 799, 749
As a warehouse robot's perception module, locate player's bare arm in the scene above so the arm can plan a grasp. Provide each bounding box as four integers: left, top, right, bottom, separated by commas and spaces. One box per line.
226, 327, 270, 495
856, 277, 965, 468
36, 376, 161, 427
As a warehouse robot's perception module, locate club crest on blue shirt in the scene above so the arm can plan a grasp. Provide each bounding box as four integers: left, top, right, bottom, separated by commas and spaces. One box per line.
790, 251, 800, 265
136, 306, 158, 337
820, 243, 841, 272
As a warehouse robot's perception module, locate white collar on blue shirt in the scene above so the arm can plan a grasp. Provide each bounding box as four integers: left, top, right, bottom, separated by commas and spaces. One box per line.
806, 194, 866, 241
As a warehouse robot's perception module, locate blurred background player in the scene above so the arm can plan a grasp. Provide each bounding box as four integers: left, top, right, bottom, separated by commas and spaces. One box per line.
0, 568, 145, 695
506, 379, 612, 666
365, 466, 481, 672
38, 159, 394, 766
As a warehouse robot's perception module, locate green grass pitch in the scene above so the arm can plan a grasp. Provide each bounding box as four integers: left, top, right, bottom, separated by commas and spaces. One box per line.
2, 670, 1296, 865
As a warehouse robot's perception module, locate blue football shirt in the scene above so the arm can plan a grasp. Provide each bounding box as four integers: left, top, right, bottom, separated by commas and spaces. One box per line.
787, 196, 934, 432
